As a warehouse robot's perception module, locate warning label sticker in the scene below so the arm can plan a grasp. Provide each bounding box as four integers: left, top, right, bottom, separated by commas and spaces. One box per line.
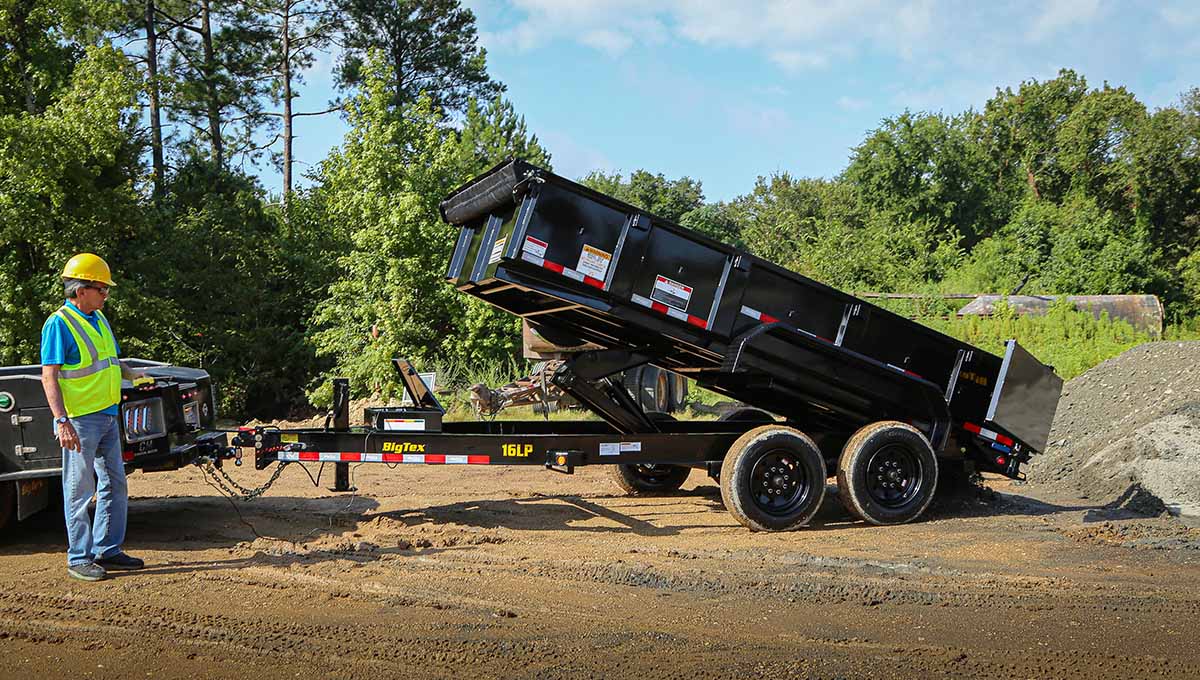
576, 244, 611, 281
651, 275, 693, 312
523, 235, 548, 259
488, 237, 507, 265
599, 441, 642, 456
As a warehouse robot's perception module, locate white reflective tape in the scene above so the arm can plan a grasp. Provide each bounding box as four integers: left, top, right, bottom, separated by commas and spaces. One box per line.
402, 454, 424, 464
631, 293, 652, 308
361, 453, 383, 462
445, 455, 469, 465
665, 307, 688, 322
740, 305, 762, 320
561, 267, 584, 282
979, 427, 999, 441
521, 251, 544, 267
278, 452, 300, 461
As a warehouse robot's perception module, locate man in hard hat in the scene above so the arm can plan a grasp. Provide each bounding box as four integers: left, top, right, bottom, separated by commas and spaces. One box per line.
40, 254, 152, 582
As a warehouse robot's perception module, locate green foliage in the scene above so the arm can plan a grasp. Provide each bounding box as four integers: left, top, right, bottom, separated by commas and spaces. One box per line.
924, 298, 1151, 380
581, 169, 704, 223
0, 43, 143, 365
844, 110, 1002, 246
454, 96, 551, 175
307, 55, 462, 402
335, 0, 502, 113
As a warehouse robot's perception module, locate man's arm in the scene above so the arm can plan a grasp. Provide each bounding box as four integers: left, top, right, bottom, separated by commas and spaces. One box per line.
119, 360, 152, 384
41, 365, 80, 451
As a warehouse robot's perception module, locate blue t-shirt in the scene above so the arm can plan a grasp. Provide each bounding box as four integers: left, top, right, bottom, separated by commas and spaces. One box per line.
41, 301, 121, 416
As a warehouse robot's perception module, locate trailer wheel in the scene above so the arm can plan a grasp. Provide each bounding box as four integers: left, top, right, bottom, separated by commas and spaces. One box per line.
836, 421, 938, 525
720, 425, 826, 531
608, 464, 691, 495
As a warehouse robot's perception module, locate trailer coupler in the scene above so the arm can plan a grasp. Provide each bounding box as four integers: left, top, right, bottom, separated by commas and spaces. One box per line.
545, 449, 581, 474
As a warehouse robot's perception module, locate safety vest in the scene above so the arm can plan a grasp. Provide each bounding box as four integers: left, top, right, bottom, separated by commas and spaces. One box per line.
55, 305, 122, 417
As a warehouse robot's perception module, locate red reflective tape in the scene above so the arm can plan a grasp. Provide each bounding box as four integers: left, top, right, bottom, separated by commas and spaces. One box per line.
298, 451, 319, 461
760, 313, 779, 323
650, 301, 669, 315
963, 422, 982, 434
424, 454, 446, 465
542, 260, 565, 275
467, 455, 490, 465
382, 453, 404, 463
904, 369, 923, 379
583, 275, 604, 289
341, 452, 362, 462
996, 433, 1014, 447
687, 315, 708, 329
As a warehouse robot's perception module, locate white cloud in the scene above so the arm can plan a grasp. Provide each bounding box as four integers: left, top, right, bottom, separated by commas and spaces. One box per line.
539, 130, 615, 179
1027, 0, 1103, 41
837, 96, 869, 111
476, 0, 934, 69
726, 103, 793, 137
769, 50, 829, 72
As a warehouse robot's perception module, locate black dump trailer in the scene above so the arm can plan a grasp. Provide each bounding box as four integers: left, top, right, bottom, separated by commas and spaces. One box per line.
239, 160, 1062, 532
0, 360, 228, 531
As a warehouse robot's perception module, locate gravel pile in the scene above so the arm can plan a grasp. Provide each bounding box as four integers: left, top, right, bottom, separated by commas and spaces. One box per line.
1026, 341, 1200, 516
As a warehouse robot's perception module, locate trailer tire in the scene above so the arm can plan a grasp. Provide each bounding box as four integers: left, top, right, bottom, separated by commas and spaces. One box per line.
720, 425, 826, 532
608, 464, 691, 495
836, 421, 938, 525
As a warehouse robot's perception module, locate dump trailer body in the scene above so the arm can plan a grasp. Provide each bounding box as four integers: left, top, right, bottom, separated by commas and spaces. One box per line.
440, 160, 1062, 475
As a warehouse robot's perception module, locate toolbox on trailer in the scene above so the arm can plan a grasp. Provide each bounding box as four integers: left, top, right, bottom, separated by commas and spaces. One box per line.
238, 160, 1064, 533
0, 360, 228, 529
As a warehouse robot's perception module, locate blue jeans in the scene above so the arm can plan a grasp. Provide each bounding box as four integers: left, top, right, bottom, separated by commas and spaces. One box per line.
61, 413, 127, 566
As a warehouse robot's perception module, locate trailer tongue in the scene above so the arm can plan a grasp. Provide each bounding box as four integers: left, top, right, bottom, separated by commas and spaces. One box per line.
240, 160, 1062, 532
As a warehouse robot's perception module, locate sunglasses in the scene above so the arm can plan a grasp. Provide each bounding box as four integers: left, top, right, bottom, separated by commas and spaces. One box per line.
85, 285, 110, 295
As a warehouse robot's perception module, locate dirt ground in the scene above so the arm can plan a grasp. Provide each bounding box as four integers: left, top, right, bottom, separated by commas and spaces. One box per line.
2, 459, 1199, 679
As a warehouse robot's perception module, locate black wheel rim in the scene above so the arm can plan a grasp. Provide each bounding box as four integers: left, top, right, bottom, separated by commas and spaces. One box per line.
865, 443, 923, 508
632, 464, 675, 485
749, 449, 811, 516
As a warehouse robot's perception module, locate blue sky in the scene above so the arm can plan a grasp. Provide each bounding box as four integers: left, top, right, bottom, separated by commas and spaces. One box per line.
273, 0, 1200, 203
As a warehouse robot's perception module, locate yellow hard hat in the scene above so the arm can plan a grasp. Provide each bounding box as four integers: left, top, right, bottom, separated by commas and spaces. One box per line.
61, 253, 116, 286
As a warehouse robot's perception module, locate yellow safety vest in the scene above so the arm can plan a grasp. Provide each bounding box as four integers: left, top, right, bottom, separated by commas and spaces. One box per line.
55, 305, 122, 417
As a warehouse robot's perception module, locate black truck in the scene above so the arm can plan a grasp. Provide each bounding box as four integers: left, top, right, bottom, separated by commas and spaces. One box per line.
235, 160, 1063, 532
0, 360, 227, 531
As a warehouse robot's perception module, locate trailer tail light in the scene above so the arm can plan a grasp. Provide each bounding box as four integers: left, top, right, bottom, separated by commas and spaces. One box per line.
122, 450, 135, 462
995, 455, 1007, 467
121, 398, 166, 443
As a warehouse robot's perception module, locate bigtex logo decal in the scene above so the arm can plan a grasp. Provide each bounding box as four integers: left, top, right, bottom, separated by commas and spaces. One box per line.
382, 441, 426, 453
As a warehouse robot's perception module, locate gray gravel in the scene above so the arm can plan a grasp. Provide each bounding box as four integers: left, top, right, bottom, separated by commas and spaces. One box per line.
1027, 341, 1200, 516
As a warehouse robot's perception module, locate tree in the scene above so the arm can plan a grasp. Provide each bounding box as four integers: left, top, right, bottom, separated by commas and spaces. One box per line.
237, 0, 340, 213
453, 96, 550, 175
0, 44, 144, 364
156, 0, 274, 168
844, 110, 1002, 247
580, 169, 704, 223
308, 56, 463, 400
335, 0, 502, 113
980, 69, 1089, 204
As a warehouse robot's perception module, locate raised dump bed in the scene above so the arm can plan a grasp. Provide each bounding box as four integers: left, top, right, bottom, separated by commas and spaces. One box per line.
440, 160, 1063, 477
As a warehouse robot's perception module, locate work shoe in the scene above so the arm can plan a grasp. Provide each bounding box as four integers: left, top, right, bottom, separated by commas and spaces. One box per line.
67, 562, 107, 582
96, 552, 145, 571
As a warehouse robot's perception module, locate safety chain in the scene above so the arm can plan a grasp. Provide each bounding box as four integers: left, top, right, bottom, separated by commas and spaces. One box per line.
199, 459, 289, 500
